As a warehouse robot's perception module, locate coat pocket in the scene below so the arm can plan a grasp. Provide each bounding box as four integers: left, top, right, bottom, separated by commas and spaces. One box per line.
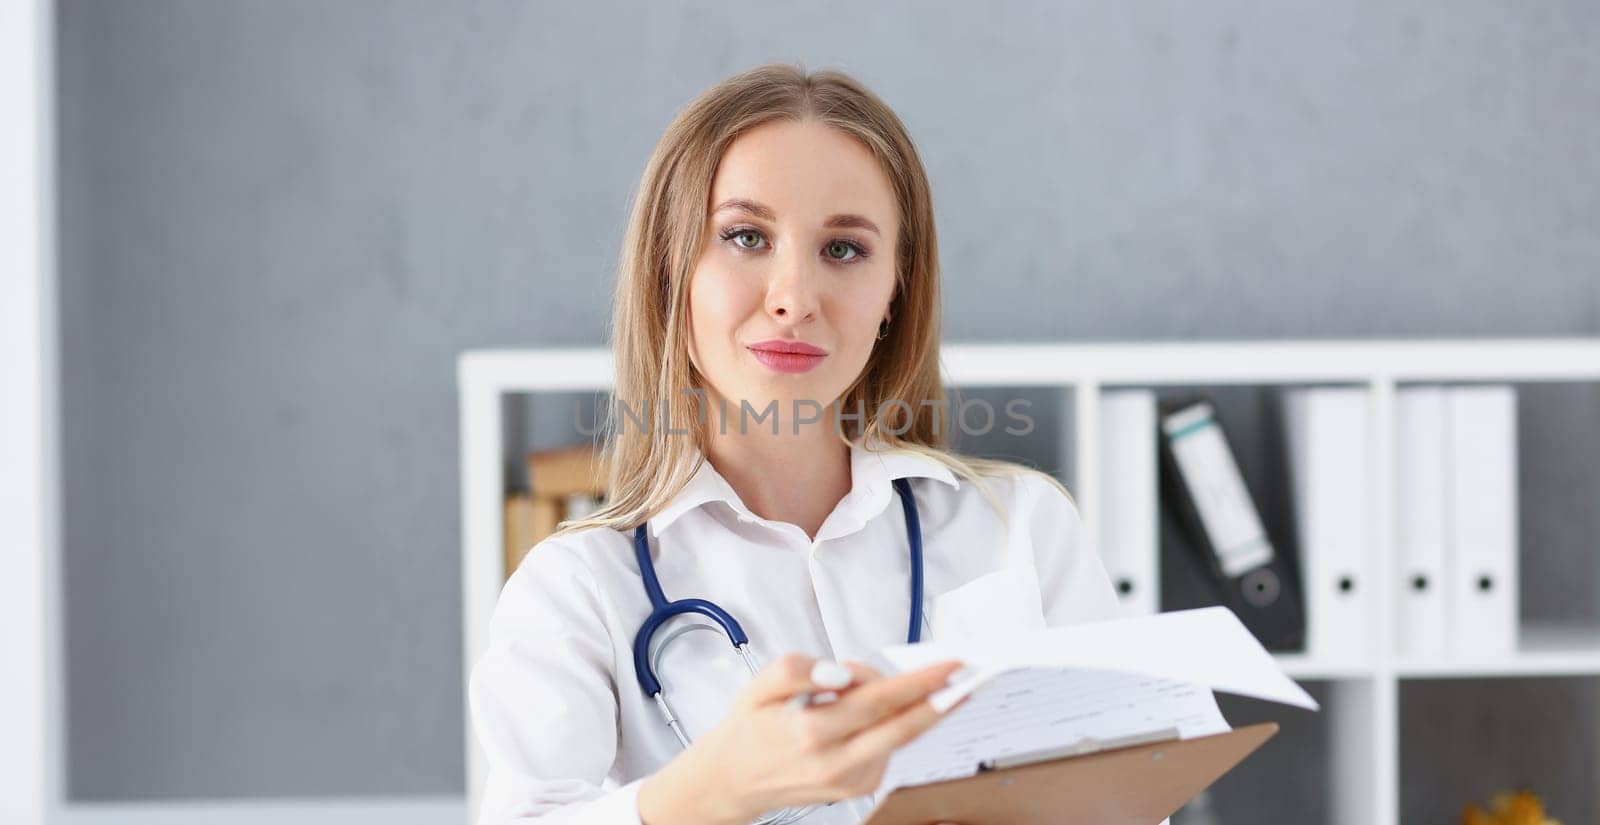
928, 564, 1047, 642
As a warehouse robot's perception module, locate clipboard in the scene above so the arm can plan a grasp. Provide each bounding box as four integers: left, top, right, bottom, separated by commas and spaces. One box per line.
859, 722, 1278, 825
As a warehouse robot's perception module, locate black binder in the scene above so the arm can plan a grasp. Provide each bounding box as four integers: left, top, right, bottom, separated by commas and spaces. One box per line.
1158, 396, 1305, 650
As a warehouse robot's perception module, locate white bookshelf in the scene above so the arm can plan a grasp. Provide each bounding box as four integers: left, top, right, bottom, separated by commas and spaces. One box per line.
7, 2, 57, 824
458, 337, 1600, 825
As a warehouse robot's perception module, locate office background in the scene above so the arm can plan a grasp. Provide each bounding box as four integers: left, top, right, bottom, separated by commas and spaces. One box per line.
50, 0, 1598, 822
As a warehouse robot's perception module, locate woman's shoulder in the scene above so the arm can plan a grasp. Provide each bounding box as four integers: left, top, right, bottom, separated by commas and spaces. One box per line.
489, 524, 642, 645
505, 523, 636, 595
924, 454, 1082, 526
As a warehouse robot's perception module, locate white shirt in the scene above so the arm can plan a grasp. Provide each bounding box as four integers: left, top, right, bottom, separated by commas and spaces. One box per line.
469, 438, 1121, 824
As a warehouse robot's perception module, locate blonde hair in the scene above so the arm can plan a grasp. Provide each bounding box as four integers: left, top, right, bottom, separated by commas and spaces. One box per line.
556, 63, 1073, 538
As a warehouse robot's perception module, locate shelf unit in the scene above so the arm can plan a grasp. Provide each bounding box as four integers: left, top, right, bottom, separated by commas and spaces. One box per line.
458, 337, 1600, 825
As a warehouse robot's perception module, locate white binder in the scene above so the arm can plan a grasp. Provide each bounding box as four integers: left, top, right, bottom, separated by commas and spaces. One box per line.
1444, 385, 1519, 657
1283, 387, 1372, 661
1394, 386, 1449, 658
1097, 390, 1159, 617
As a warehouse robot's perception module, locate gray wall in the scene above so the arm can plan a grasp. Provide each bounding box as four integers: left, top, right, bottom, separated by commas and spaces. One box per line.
57, 0, 1599, 817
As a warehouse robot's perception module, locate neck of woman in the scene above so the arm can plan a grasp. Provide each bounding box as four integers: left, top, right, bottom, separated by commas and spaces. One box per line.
702, 415, 852, 542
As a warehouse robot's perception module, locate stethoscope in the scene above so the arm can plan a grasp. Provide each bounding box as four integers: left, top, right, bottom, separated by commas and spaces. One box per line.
630, 477, 924, 825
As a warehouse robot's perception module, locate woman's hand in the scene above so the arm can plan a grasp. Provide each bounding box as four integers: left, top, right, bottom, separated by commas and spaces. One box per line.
637, 652, 968, 825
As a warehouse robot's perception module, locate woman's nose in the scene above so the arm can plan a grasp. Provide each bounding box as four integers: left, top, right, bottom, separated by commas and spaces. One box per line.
763, 246, 820, 323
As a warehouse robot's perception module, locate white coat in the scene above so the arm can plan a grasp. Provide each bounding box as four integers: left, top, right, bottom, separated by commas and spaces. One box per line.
469, 439, 1121, 823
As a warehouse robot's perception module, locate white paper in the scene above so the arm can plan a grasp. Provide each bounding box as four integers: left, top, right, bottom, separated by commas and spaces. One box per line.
878, 606, 1319, 713
875, 667, 1229, 795
865, 606, 1320, 797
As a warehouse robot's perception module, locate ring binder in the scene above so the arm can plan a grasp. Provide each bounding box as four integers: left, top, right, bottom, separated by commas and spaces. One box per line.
1158, 397, 1306, 650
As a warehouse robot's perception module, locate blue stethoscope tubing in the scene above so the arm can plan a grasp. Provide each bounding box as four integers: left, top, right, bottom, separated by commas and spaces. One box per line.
630, 476, 925, 712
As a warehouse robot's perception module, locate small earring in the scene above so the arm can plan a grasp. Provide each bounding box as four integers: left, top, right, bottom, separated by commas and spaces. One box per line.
876, 318, 891, 340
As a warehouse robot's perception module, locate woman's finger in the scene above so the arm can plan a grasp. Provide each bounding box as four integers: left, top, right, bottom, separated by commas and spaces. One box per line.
793, 659, 883, 707
818, 660, 883, 697
734, 652, 838, 710
841, 688, 970, 765
805, 660, 963, 740
839, 659, 884, 683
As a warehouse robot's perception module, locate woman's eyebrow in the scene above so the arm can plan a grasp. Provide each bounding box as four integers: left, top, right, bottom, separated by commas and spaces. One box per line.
713, 198, 881, 237
823, 213, 881, 236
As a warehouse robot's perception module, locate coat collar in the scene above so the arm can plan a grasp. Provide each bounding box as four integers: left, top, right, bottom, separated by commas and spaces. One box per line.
647, 435, 958, 541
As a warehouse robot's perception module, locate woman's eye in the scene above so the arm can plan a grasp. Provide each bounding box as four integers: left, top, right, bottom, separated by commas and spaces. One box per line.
825, 240, 860, 262
720, 228, 868, 264
718, 228, 767, 250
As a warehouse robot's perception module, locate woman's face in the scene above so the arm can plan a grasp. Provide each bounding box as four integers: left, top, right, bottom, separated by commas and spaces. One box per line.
686, 119, 900, 434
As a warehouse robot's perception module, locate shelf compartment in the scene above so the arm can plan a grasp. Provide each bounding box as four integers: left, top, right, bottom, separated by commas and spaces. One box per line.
1400, 676, 1598, 825
1178, 680, 1373, 825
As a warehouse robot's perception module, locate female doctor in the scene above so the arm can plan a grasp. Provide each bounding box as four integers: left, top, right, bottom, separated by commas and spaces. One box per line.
469, 63, 1122, 825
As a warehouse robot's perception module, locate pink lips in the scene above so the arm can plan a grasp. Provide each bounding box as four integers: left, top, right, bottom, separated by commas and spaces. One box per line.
748, 339, 828, 373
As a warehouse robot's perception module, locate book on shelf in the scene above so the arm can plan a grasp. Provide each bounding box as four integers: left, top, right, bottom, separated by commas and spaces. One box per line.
503, 442, 609, 577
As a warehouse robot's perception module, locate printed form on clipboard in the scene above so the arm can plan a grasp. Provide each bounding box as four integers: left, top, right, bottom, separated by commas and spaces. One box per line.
861, 606, 1320, 800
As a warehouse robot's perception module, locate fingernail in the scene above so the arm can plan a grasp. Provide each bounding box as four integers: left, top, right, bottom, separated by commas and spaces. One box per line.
946, 665, 976, 687
811, 660, 853, 689
928, 685, 964, 714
